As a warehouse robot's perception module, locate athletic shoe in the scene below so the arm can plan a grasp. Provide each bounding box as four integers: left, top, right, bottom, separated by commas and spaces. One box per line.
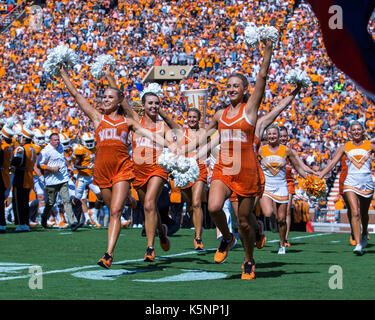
0, 226, 6, 234
194, 237, 204, 250
278, 246, 286, 255
29, 221, 39, 228
97, 252, 113, 269
360, 232, 369, 248
91, 221, 102, 228
47, 217, 56, 227
121, 219, 131, 228
144, 247, 155, 262
214, 233, 237, 264
255, 221, 266, 249
241, 261, 256, 280
59, 221, 68, 229
284, 240, 291, 247
159, 224, 170, 251
71, 222, 83, 232
350, 235, 356, 246
353, 244, 363, 255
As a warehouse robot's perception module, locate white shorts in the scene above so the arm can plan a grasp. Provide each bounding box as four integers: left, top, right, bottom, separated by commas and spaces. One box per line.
33, 176, 46, 196
263, 183, 289, 204
344, 173, 374, 198
75, 175, 101, 200
68, 179, 76, 199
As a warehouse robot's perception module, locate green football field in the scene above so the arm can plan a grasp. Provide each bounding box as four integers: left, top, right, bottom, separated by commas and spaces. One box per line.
0, 226, 374, 301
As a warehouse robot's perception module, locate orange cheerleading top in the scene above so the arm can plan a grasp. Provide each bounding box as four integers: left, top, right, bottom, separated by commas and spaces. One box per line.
180, 127, 208, 189
94, 115, 135, 188
212, 103, 261, 198
131, 117, 168, 189
229, 134, 264, 202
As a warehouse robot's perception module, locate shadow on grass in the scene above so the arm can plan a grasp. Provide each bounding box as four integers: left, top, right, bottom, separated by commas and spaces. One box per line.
117, 255, 214, 268
225, 269, 320, 280
270, 249, 303, 254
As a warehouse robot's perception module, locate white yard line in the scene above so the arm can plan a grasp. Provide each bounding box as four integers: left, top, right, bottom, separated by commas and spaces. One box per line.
0, 233, 331, 281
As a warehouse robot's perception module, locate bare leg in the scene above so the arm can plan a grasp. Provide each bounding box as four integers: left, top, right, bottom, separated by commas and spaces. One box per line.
100, 181, 130, 257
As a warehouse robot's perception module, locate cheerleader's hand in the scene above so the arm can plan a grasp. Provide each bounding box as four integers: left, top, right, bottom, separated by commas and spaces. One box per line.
261, 38, 273, 48
314, 170, 321, 177
102, 64, 112, 77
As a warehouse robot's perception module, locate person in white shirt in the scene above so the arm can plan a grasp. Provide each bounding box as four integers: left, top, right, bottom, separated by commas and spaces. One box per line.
38, 133, 81, 231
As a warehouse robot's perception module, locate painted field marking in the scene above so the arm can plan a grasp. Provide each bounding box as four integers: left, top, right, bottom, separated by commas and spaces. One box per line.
0, 233, 332, 281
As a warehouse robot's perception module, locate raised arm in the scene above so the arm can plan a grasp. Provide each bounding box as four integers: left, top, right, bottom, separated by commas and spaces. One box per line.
245, 39, 274, 124
60, 66, 102, 129
255, 85, 301, 139
318, 145, 346, 179
102, 65, 140, 121
158, 107, 184, 142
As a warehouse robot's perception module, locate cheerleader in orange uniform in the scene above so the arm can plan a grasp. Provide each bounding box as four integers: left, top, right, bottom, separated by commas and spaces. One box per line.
183, 39, 274, 280
230, 85, 303, 248
131, 92, 176, 262
60, 65, 172, 268
319, 121, 375, 255
103, 67, 175, 262
159, 107, 208, 250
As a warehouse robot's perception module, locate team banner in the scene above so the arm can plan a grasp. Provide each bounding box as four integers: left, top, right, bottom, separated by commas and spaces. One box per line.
306, 0, 375, 101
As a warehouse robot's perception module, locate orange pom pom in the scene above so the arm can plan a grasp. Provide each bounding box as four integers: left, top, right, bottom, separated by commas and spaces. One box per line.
302, 175, 327, 202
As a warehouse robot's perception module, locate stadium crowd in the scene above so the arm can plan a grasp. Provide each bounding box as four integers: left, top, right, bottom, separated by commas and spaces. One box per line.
0, 0, 375, 235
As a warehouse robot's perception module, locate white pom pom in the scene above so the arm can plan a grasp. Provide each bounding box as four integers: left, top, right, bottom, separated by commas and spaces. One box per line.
140, 82, 163, 100
285, 68, 311, 88
257, 26, 278, 44
176, 155, 190, 173
244, 24, 278, 47
91, 54, 116, 79
139, 82, 163, 99
158, 150, 200, 188
158, 149, 177, 172
43, 45, 78, 77
244, 23, 260, 48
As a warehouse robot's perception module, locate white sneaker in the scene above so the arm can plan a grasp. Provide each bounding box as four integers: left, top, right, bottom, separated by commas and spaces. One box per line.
360, 233, 368, 248
353, 244, 363, 255
278, 246, 286, 255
